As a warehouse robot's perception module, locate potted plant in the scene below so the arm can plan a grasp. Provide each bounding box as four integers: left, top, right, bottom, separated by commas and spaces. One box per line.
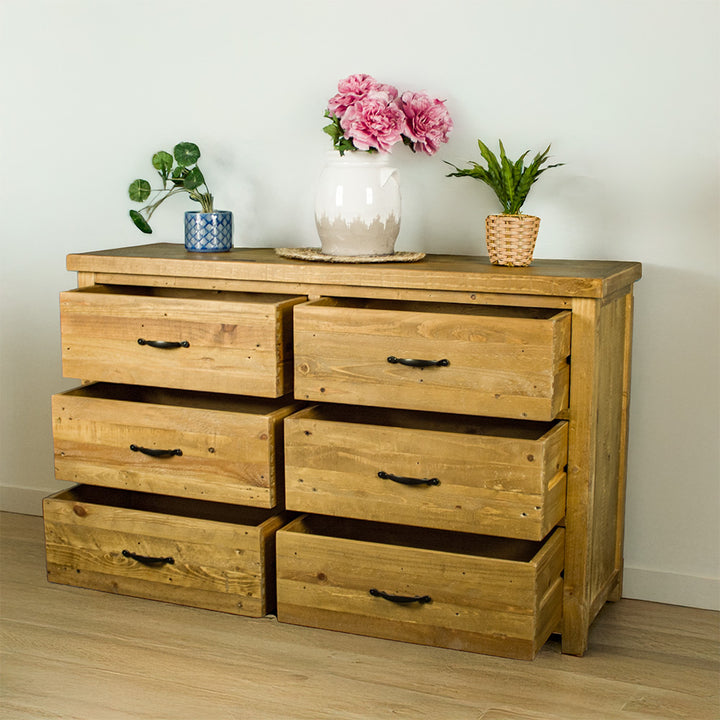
316, 74, 453, 257
446, 140, 562, 266
128, 141, 233, 253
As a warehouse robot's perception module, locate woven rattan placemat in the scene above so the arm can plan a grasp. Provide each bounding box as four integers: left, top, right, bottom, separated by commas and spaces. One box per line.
274, 247, 426, 263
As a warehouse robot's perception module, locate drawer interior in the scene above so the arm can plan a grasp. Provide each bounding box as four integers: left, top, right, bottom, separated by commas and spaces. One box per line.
286, 514, 547, 563
63, 382, 296, 415
311, 297, 566, 321
292, 403, 560, 441
54, 484, 280, 527
74, 284, 300, 305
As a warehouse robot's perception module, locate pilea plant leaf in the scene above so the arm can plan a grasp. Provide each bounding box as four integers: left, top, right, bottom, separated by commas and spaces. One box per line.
129, 209, 152, 233
128, 141, 213, 232
170, 166, 187, 187
174, 141, 200, 167
128, 179, 151, 202
183, 166, 205, 191
152, 150, 174, 183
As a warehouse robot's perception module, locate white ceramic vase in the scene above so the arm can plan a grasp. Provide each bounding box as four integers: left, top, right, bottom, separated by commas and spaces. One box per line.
315, 151, 401, 256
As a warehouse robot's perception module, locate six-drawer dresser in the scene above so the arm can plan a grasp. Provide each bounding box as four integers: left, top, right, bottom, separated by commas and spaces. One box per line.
44, 243, 641, 660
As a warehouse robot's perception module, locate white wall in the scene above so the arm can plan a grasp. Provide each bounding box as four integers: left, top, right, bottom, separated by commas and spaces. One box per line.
1, 0, 717, 610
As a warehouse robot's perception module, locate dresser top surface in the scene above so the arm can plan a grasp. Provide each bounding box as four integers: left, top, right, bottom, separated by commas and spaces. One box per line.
67, 243, 641, 299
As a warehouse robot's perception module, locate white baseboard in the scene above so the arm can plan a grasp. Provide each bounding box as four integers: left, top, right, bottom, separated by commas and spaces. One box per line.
623, 566, 719, 611
2, 486, 717, 612
0, 485, 53, 517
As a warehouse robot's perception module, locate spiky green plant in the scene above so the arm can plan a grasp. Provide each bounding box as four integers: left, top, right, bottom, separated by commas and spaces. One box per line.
446, 139, 563, 215
128, 141, 214, 234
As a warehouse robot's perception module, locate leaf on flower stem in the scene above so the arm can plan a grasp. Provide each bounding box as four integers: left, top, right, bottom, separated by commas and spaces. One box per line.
174, 141, 201, 167
128, 179, 151, 202
402, 135, 416, 152
323, 123, 340, 140
129, 209, 152, 233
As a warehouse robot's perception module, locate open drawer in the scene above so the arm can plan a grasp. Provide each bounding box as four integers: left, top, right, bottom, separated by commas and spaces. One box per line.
284, 404, 567, 541
276, 515, 564, 660
60, 285, 305, 397
293, 298, 571, 421
53, 383, 301, 507
43, 485, 289, 616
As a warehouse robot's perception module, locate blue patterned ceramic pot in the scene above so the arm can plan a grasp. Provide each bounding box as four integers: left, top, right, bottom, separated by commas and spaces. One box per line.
184, 211, 233, 252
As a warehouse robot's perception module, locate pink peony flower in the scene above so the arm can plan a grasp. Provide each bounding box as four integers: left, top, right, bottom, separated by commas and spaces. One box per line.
328, 74, 398, 118
399, 91, 453, 155
340, 90, 408, 152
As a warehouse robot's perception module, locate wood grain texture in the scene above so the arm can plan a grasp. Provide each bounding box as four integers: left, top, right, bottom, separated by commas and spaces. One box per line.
53, 384, 300, 507
276, 515, 564, 660
294, 299, 571, 421
3, 513, 718, 720
562, 292, 636, 655
43, 486, 289, 617
66, 243, 642, 299
285, 405, 567, 540
60, 286, 304, 397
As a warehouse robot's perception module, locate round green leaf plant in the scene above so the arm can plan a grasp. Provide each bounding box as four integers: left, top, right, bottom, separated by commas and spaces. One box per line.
128, 142, 214, 234
446, 139, 563, 215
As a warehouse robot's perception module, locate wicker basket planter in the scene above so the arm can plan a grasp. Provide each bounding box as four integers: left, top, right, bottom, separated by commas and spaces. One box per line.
485, 214, 541, 267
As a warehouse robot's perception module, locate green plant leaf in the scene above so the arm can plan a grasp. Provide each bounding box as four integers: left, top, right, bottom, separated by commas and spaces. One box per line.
129, 209, 152, 233
448, 139, 564, 213
170, 166, 187, 187
152, 151, 174, 174
174, 141, 201, 167
184, 166, 205, 191
323, 123, 340, 140
128, 179, 151, 202
476, 140, 503, 185
513, 152, 529, 184
498, 141, 516, 210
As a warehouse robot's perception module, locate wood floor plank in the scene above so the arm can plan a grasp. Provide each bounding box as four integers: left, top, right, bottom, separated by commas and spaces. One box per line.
1, 512, 718, 720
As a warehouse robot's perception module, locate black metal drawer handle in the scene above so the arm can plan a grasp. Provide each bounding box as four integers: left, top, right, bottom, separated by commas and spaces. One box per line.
378, 471, 439, 487
137, 339, 190, 349
369, 588, 431, 604
122, 549, 175, 566
387, 356, 449, 368
130, 444, 182, 458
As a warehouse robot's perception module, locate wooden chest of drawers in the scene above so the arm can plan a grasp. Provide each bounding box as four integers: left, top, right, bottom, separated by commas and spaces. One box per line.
46, 243, 641, 659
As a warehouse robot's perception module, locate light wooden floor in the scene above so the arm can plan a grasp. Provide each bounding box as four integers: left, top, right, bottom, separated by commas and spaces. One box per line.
1, 512, 718, 720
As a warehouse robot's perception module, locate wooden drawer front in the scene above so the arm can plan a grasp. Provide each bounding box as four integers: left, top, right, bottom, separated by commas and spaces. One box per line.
53, 384, 300, 508
294, 299, 571, 421
60, 286, 305, 397
43, 485, 288, 616
277, 516, 564, 660
285, 405, 567, 541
